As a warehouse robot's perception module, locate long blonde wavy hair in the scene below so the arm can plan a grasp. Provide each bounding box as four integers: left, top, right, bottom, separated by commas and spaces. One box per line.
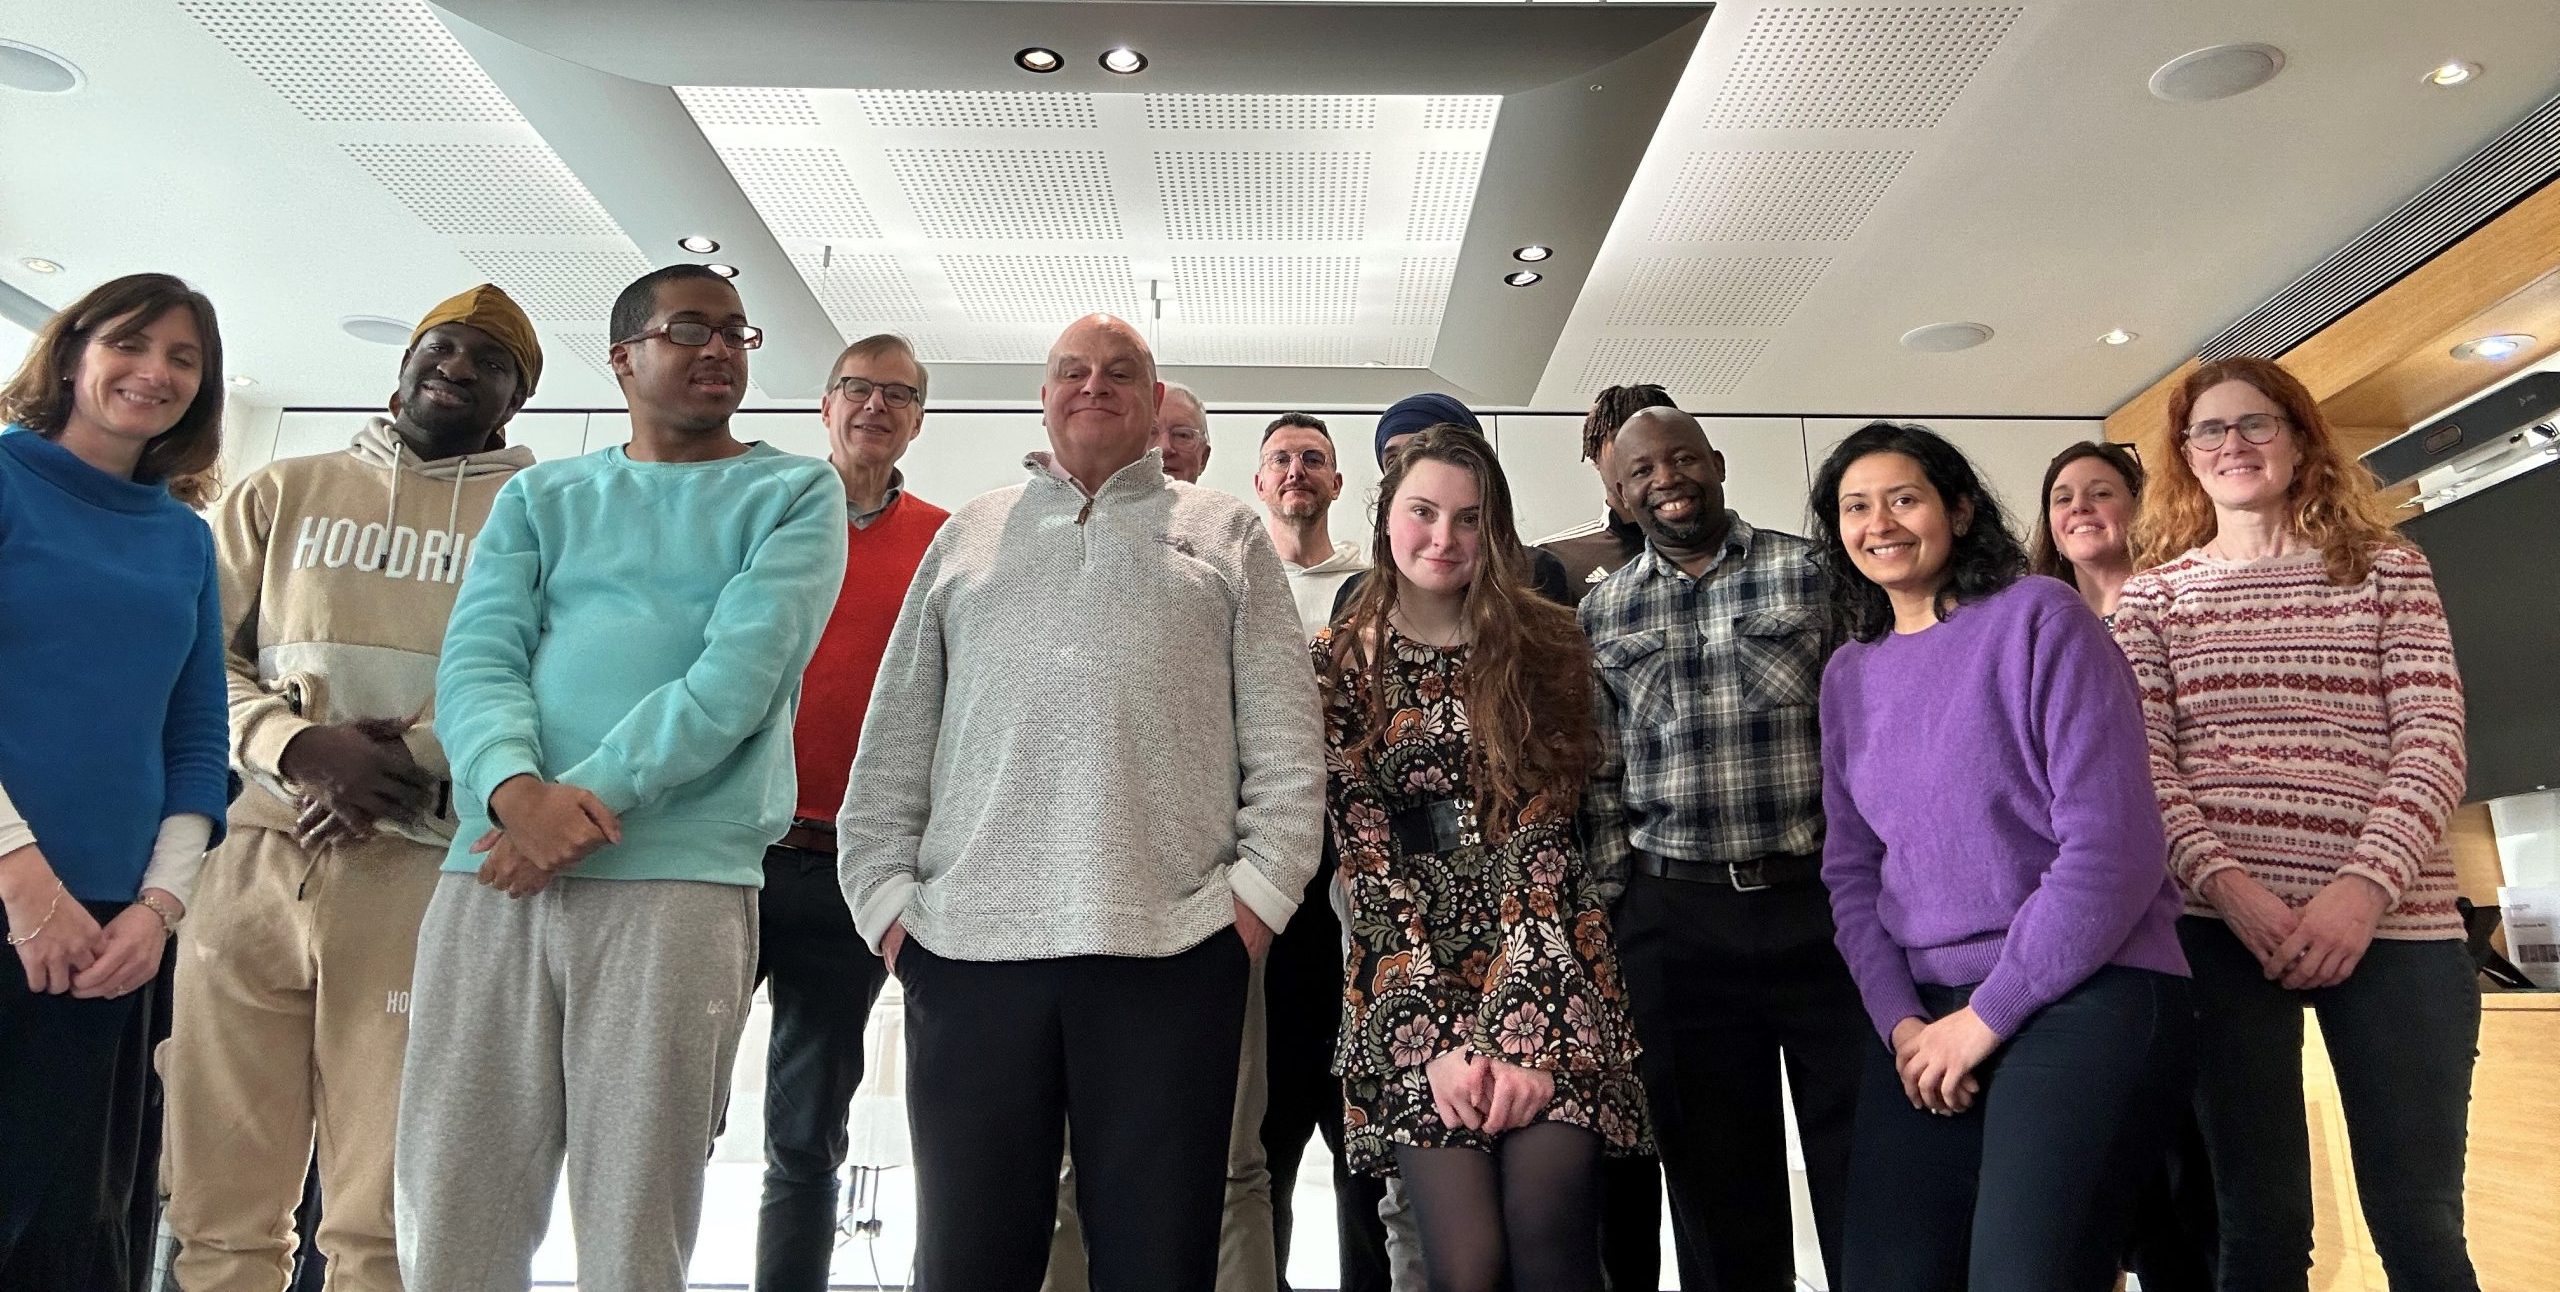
2130, 356, 2403, 584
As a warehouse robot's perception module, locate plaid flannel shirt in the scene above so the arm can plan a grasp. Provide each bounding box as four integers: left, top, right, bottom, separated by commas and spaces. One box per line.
1579, 514, 1832, 901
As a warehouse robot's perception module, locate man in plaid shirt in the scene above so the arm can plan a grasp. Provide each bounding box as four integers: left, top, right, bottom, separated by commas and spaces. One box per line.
1581, 407, 1867, 1292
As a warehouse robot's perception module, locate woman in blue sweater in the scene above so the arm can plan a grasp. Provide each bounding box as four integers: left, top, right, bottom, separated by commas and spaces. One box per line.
0, 273, 231, 1287
1809, 423, 2191, 1291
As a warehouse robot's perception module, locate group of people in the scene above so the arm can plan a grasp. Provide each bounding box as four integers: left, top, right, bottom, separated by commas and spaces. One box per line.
0, 264, 2482, 1292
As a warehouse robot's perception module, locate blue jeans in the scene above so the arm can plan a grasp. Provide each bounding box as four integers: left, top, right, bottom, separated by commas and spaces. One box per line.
1841, 966, 2194, 1292
2179, 917, 2480, 1291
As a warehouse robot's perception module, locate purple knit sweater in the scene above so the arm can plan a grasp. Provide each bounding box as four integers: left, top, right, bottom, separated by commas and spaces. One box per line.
1819, 576, 2186, 1043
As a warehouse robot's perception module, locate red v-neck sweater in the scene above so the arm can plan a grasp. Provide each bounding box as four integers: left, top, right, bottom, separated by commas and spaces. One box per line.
793, 490, 950, 823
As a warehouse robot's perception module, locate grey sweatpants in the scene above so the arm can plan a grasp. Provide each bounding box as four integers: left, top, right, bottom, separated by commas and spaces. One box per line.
392, 872, 758, 1292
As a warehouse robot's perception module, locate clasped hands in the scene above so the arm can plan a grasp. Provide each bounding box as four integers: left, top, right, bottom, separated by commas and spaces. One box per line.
1424, 1048, 1555, 1137
2205, 868, 2389, 991
1889, 1008, 1999, 1117
472, 775, 622, 898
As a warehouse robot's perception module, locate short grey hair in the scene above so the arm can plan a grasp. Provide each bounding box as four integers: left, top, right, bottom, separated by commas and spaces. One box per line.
1159, 380, 1208, 441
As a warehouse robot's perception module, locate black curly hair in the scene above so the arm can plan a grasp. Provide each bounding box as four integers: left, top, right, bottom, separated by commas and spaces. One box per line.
1808, 421, 2027, 643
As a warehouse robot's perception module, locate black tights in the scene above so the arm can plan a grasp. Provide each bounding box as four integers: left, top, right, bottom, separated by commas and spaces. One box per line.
1393, 1122, 1603, 1292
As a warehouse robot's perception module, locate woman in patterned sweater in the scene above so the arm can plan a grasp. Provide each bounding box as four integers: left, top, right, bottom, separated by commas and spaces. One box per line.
1313, 425, 1646, 1292
2115, 356, 2478, 1291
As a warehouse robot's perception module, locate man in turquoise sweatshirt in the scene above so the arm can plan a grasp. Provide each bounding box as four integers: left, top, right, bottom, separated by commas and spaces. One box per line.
393, 265, 848, 1292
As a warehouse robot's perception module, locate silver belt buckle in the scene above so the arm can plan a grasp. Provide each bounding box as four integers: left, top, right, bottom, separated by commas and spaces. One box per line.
1727, 860, 1770, 893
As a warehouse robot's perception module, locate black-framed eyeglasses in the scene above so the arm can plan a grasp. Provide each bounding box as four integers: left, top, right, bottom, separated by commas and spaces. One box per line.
617, 321, 764, 350
833, 376, 921, 410
2182, 412, 2288, 451
1261, 448, 1332, 472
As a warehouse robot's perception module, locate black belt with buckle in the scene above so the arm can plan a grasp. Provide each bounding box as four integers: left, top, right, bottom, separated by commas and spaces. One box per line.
778, 816, 836, 855
1633, 849, 1819, 892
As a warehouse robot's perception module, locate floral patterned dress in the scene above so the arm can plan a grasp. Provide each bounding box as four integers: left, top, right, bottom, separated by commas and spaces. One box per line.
1313, 625, 1650, 1175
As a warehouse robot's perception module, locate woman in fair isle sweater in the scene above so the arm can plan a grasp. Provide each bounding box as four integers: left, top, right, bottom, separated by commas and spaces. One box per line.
1812, 422, 2192, 1291
2115, 357, 2477, 1291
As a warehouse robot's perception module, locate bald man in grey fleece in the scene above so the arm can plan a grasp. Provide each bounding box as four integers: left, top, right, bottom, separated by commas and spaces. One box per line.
839, 313, 1322, 1291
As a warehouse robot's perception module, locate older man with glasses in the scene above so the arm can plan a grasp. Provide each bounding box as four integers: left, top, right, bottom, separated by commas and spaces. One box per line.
750, 334, 950, 1292
1150, 380, 1213, 483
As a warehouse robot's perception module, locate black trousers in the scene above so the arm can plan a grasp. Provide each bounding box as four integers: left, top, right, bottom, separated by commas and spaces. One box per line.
1840, 967, 2193, 1292
0, 898, 156, 1290
753, 844, 892, 1292
1261, 868, 1394, 1292
2182, 918, 2480, 1292
1597, 1154, 1663, 1291
1612, 871, 1866, 1292
903, 926, 1250, 1292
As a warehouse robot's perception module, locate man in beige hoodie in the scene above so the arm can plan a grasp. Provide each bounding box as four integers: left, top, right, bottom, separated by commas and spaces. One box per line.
162, 285, 542, 1292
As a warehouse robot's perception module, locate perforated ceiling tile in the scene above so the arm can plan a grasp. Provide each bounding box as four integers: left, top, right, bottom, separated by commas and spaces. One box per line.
458, 247, 651, 325
179, 0, 520, 122
1422, 96, 1500, 132
1171, 257, 1360, 326
1162, 330, 1358, 368
857, 91, 1098, 130
905, 330, 1056, 364
788, 250, 927, 329
675, 86, 822, 127
718, 148, 882, 240
555, 332, 619, 385
891, 149, 1124, 240
1375, 333, 1435, 368
1650, 150, 1910, 243
342, 144, 623, 237
1577, 337, 1768, 399
1156, 153, 1369, 241
1144, 96, 1379, 131
937, 255, 1143, 324
1610, 257, 1832, 329
1705, 6, 2023, 130
1406, 151, 1486, 242
1393, 256, 1456, 327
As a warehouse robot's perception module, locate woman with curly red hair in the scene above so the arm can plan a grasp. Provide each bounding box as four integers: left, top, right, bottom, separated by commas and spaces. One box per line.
2116, 357, 2477, 1290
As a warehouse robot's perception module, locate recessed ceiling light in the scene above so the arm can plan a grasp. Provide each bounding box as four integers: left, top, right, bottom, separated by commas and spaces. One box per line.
678, 234, 720, 254
340, 315, 413, 346
0, 40, 84, 95
19, 256, 62, 274
1015, 46, 1062, 74
2100, 328, 2137, 346
705, 263, 740, 279
1100, 47, 1148, 75
1900, 321, 1995, 352
228, 375, 257, 388
2148, 43, 2286, 102
1512, 245, 1553, 263
2450, 333, 2533, 362
1503, 270, 1542, 288
2424, 60, 2480, 87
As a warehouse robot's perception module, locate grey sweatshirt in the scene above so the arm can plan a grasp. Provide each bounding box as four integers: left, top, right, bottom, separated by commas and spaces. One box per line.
838, 449, 1325, 961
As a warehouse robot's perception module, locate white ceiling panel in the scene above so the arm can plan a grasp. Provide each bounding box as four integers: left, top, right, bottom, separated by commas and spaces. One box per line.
674, 85, 821, 127
1650, 149, 1911, 243
1611, 256, 1830, 329
340, 143, 623, 237
860, 90, 1100, 130
889, 148, 1125, 240
1145, 94, 1380, 131
1704, 4, 2023, 130
1578, 337, 1769, 399
1157, 151, 1372, 240
716, 147, 883, 240
176, 0, 519, 122
1171, 256, 1361, 326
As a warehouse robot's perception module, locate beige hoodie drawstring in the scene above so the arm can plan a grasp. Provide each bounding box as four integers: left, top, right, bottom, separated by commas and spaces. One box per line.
445, 455, 469, 548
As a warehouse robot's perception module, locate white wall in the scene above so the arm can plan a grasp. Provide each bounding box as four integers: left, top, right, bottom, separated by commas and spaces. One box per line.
244, 406, 2106, 548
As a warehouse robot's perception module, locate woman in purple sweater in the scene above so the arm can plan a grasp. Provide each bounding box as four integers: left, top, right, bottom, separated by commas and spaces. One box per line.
1809, 422, 2192, 1291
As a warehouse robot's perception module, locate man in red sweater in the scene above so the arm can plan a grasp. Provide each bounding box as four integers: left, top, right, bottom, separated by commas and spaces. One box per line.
753, 334, 949, 1292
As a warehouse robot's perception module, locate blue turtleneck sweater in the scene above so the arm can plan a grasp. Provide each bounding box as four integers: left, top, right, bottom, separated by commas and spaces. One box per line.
0, 426, 230, 901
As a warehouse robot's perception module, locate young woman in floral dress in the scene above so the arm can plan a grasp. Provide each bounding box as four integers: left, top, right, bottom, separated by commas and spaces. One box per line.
1313, 424, 1648, 1292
